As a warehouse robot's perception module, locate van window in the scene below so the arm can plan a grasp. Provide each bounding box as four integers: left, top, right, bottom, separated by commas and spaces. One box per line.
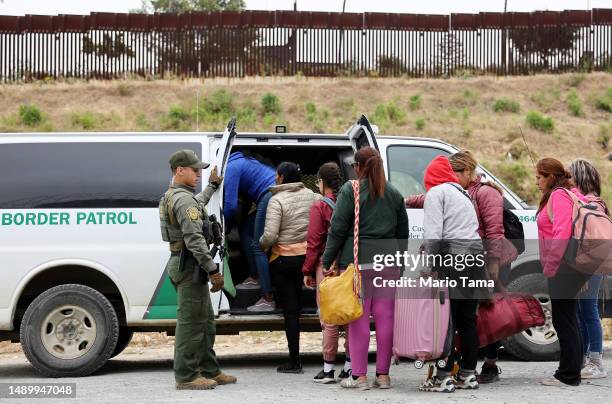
387, 145, 449, 197
0, 142, 200, 209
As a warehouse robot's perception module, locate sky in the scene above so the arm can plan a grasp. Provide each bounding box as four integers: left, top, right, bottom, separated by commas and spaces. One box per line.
0, 0, 610, 16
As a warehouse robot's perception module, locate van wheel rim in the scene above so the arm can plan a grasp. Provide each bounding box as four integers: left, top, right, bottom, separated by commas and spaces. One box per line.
520, 294, 556, 345
41, 305, 97, 360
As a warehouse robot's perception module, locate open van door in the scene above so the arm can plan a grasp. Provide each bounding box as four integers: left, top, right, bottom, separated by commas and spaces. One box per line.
212, 118, 237, 249
208, 118, 236, 313
345, 114, 379, 152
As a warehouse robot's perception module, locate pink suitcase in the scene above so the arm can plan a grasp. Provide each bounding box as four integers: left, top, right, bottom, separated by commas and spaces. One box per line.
392, 284, 453, 369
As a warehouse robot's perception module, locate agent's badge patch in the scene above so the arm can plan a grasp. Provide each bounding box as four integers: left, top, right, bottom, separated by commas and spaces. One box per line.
186, 207, 200, 221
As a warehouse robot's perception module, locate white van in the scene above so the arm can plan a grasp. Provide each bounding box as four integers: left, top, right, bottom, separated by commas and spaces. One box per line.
0, 118, 594, 377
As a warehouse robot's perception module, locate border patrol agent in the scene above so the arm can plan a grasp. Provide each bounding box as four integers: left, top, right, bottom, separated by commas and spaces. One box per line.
159, 149, 237, 390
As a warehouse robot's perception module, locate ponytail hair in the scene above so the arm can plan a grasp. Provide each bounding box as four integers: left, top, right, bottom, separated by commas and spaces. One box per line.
276, 161, 302, 184
354, 147, 386, 199
450, 149, 503, 194
317, 162, 343, 196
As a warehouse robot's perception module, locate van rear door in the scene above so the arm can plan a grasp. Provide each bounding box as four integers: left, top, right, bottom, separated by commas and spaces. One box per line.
345, 114, 379, 152
214, 118, 237, 233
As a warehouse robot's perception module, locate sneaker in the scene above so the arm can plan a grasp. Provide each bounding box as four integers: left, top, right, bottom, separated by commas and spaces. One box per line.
540, 377, 563, 387
176, 377, 217, 390
372, 374, 391, 389
477, 363, 501, 384
247, 297, 275, 312
419, 376, 455, 393
340, 376, 370, 390
212, 372, 237, 385
337, 369, 352, 380
454, 374, 479, 390
581, 363, 608, 379
313, 369, 336, 384
277, 362, 303, 374
236, 277, 260, 290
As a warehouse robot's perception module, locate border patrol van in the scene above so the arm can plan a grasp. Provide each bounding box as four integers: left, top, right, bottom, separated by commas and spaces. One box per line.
1, 117, 606, 377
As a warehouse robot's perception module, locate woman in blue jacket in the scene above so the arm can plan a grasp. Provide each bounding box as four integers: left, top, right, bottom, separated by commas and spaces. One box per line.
224, 151, 276, 312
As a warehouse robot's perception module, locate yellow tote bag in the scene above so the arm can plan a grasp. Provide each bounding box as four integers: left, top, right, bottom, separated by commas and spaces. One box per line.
318, 180, 363, 325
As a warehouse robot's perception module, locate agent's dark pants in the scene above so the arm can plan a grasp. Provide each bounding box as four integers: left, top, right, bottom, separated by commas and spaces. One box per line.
166, 256, 220, 383
547, 263, 590, 386
270, 255, 305, 362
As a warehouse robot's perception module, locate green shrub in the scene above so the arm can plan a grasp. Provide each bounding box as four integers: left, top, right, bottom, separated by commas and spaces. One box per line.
19, 104, 43, 126
409, 94, 421, 111
386, 101, 406, 124
493, 98, 520, 113
371, 104, 388, 126
526, 111, 554, 133
566, 90, 584, 117
462, 107, 470, 121
71, 112, 97, 129
117, 83, 134, 97
415, 117, 425, 130
261, 93, 281, 115
237, 108, 257, 127
204, 90, 234, 116
597, 124, 610, 150
497, 161, 529, 192
594, 88, 612, 112
165, 106, 190, 130
305, 101, 316, 114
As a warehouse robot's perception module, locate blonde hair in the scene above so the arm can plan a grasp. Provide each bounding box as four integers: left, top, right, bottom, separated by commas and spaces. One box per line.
449, 150, 502, 193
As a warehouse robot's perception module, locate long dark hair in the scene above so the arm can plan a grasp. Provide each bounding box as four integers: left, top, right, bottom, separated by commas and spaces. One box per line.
536, 158, 574, 213
277, 161, 301, 184
354, 147, 386, 199
317, 162, 343, 196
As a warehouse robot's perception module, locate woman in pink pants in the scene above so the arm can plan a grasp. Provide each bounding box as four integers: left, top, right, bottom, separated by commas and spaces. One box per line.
321, 147, 409, 390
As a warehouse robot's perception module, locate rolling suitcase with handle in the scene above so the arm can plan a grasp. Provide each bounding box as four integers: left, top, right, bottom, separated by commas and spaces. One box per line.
392, 281, 453, 369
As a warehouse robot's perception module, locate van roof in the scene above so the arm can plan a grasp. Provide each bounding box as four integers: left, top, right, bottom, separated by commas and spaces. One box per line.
1, 131, 456, 149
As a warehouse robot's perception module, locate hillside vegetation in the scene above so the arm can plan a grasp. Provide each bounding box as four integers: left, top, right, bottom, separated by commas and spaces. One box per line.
1, 73, 611, 204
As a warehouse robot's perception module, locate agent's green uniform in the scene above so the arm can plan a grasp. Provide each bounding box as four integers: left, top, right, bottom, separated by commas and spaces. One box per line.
159, 151, 221, 384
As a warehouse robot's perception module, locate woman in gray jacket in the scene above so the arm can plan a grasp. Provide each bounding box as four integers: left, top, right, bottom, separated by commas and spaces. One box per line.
260, 161, 319, 373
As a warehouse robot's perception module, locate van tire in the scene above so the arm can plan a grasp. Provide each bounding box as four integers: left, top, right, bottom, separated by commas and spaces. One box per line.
110, 327, 134, 358
503, 273, 560, 361
20, 284, 119, 377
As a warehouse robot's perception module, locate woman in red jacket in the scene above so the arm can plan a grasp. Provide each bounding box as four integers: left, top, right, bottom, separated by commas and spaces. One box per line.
406, 150, 518, 383
302, 162, 352, 384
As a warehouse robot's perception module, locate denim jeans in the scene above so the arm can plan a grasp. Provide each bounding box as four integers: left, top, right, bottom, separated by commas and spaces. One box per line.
238, 191, 273, 295
577, 274, 603, 354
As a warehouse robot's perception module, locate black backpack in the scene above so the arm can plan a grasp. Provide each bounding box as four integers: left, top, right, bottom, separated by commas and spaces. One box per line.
451, 183, 525, 255
503, 208, 525, 255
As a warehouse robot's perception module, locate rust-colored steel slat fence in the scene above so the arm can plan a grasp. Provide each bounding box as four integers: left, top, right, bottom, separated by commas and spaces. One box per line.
0, 9, 611, 81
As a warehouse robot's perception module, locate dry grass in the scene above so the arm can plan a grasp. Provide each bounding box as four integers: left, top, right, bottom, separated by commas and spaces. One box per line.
0, 73, 610, 203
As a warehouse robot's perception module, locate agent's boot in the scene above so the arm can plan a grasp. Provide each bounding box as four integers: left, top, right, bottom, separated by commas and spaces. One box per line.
176, 377, 218, 390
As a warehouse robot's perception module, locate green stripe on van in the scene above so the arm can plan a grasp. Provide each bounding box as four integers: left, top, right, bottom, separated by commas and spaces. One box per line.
145, 274, 178, 320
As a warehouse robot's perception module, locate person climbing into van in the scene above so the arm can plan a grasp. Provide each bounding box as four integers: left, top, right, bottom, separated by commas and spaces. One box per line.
302, 162, 352, 384
322, 147, 408, 390
418, 155, 484, 393
535, 158, 590, 387
224, 151, 276, 312
568, 159, 609, 380
259, 161, 320, 373
407, 150, 518, 384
